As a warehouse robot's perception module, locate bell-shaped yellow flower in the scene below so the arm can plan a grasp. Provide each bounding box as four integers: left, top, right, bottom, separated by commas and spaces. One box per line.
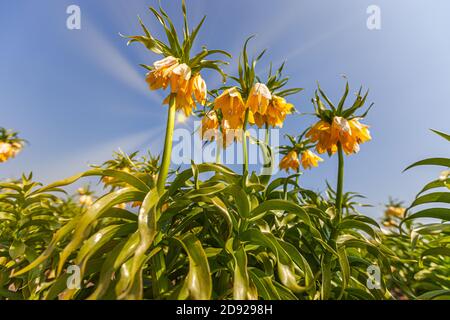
146, 56, 179, 90
248, 95, 293, 128
307, 117, 371, 155
214, 87, 246, 129
246, 83, 272, 115
0, 142, 22, 163
306, 120, 338, 155
192, 74, 207, 106
301, 150, 323, 170
349, 118, 371, 144
384, 206, 406, 219
79, 195, 94, 207
266, 95, 293, 128
220, 120, 243, 148
0, 142, 13, 163
248, 111, 266, 128
331, 117, 371, 155
201, 112, 220, 142
170, 63, 192, 93
279, 150, 300, 172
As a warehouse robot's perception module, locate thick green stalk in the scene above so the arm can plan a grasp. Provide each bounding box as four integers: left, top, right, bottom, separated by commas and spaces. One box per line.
156, 94, 177, 194
216, 140, 221, 164
242, 109, 250, 177
321, 144, 345, 300
335, 142, 345, 219
264, 123, 269, 146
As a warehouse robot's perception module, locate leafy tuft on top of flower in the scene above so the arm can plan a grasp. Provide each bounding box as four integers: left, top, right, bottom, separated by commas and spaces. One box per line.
306, 82, 373, 156
123, 0, 231, 116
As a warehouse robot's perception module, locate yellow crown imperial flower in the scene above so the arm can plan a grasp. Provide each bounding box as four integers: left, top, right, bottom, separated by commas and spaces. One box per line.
0, 141, 22, 163
145, 56, 179, 90
307, 117, 371, 155
79, 195, 94, 207
170, 63, 192, 93
301, 149, 323, 170
307, 83, 372, 156
265, 95, 294, 128
0, 142, 13, 163
220, 120, 243, 148
192, 74, 207, 106
279, 150, 300, 172
10, 142, 22, 158
384, 206, 406, 219
214, 87, 246, 129
331, 116, 371, 155
201, 111, 220, 142
246, 83, 272, 115
306, 120, 337, 155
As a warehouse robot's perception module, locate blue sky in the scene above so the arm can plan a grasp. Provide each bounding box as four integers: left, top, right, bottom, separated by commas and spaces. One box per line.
1, 0, 449, 218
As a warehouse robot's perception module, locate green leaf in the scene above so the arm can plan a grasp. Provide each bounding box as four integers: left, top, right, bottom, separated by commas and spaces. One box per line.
404, 158, 450, 172
404, 208, 450, 222
223, 185, 250, 218
249, 199, 312, 227
176, 234, 212, 300
431, 129, 450, 142
410, 192, 450, 207
337, 246, 350, 299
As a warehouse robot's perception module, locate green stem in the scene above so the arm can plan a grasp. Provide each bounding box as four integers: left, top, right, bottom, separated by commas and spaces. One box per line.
335, 142, 345, 220
156, 94, 177, 194
216, 140, 221, 164
264, 123, 269, 146
321, 144, 345, 300
242, 109, 250, 177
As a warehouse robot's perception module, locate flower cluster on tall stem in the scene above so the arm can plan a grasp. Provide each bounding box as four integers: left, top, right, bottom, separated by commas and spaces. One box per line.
279, 131, 323, 172
199, 37, 301, 177
306, 82, 373, 217
125, 0, 230, 194
0, 128, 25, 163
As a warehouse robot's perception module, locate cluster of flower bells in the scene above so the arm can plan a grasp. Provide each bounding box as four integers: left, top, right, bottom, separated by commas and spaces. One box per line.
146, 56, 207, 117
145, 56, 371, 172
0, 141, 22, 163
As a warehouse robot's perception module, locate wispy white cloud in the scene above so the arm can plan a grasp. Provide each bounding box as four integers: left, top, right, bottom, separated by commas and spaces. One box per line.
35, 127, 164, 183
69, 18, 163, 103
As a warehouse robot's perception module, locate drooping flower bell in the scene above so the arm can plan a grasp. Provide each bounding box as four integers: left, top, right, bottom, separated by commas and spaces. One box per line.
264, 95, 294, 128
220, 120, 243, 148
0, 128, 24, 164
214, 87, 246, 129
157, 63, 208, 116
384, 206, 406, 219
192, 74, 207, 106
279, 131, 323, 172
127, 1, 229, 118
246, 83, 272, 115
0, 142, 14, 163
301, 149, 323, 170
77, 187, 94, 207
306, 120, 337, 155
306, 83, 372, 156
201, 111, 220, 142
145, 56, 179, 90
279, 150, 300, 172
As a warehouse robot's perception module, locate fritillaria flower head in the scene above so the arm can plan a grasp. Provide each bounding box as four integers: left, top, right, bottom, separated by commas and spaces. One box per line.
279, 130, 323, 172
0, 128, 25, 163
124, 0, 231, 116
306, 82, 373, 156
